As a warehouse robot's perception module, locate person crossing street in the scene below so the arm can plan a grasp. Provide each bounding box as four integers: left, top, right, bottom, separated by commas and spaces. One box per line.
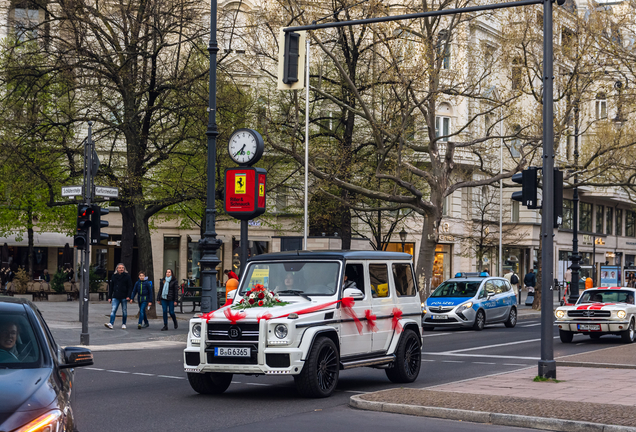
158, 269, 179, 331
105, 263, 133, 329
130, 271, 153, 329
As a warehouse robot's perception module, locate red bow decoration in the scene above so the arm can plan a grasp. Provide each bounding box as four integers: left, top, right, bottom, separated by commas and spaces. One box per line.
364, 309, 378, 332
340, 297, 363, 334
257, 312, 273, 323
391, 307, 403, 333
200, 311, 215, 322
224, 308, 246, 324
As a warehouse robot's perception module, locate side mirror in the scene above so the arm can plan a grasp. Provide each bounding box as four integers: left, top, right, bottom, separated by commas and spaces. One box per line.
60, 347, 93, 369
487, 291, 495, 299
343, 287, 364, 300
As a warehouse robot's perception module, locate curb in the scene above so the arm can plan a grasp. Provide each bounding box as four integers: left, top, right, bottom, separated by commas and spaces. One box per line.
349, 395, 636, 432
556, 361, 636, 370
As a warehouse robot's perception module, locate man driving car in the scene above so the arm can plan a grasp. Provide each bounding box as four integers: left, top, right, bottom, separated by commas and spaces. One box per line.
0, 320, 19, 361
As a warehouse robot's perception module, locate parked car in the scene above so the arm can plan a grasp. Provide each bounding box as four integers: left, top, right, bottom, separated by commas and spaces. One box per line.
422, 272, 518, 331
554, 287, 636, 343
0, 296, 93, 432
184, 251, 423, 398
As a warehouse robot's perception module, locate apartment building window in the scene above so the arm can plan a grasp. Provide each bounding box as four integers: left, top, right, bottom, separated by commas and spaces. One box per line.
511, 58, 522, 91
12, 4, 40, 41
616, 208, 623, 236
595, 205, 604, 233
511, 201, 519, 223
595, 94, 607, 120
562, 199, 573, 230
580, 202, 592, 232
606, 207, 613, 236
626, 210, 635, 237
437, 30, 451, 70
435, 116, 450, 142
442, 195, 450, 216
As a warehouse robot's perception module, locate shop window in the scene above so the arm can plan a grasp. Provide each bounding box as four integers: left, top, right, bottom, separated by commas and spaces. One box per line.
392, 263, 416, 297
606, 207, 613, 236
626, 254, 636, 267
432, 244, 451, 289
627, 211, 636, 237
385, 242, 414, 255
369, 264, 390, 298
595, 205, 604, 233
163, 237, 181, 281
562, 199, 573, 230
616, 209, 623, 236
232, 240, 269, 275
580, 202, 592, 232
281, 237, 303, 251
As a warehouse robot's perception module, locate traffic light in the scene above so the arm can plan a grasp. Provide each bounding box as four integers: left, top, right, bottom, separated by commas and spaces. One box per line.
74, 205, 93, 250
282, 31, 301, 84
91, 204, 109, 244
554, 168, 563, 228
511, 167, 539, 209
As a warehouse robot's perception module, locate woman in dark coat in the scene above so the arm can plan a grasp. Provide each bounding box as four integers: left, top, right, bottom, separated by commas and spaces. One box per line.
157, 269, 179, 331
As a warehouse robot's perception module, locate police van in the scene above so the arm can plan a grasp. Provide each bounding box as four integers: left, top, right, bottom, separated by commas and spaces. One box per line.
422, 272, 517, 331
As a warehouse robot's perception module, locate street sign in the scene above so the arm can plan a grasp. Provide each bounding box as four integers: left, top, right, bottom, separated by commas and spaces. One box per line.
224, 167, 267, 220
62, 186, 83, 197
95, 186, 119, 198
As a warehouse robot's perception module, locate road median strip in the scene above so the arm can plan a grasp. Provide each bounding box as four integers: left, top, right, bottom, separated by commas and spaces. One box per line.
349, 388, 636, 432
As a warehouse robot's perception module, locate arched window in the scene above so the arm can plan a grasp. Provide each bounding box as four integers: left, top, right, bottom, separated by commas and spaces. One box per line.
435, 103, 452, 142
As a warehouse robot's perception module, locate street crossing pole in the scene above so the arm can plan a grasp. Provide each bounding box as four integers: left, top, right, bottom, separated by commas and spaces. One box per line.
80, 122, 93, 346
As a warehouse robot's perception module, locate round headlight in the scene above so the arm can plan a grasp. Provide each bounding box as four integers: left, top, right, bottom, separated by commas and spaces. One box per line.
192, 323, 201, 338
555, 310, 565, 319
618, 310, 627, 319
274, 324, 288, 339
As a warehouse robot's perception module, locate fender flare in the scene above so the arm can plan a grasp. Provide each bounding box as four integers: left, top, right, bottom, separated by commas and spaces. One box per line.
386, 319, 421, 355
297, 326, 339, 361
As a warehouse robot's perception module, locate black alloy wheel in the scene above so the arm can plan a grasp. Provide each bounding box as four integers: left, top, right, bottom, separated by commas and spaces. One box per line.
296, 337, 339, 398
386, 329, 421, 383
504, 307, 517, 328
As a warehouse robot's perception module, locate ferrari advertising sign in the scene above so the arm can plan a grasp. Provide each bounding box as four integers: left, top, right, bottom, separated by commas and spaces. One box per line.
224, 167, 267, 220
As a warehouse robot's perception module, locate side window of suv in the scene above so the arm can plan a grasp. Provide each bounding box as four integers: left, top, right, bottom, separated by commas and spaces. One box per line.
344, 263, 365, 296
369, 264, 390, 298
392, 263, 416, 296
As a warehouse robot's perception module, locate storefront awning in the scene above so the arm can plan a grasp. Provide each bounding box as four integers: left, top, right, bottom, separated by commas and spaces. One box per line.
0, 232, 74, 247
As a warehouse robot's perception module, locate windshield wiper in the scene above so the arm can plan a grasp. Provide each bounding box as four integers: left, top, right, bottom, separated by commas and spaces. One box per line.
277, 290, 311, 301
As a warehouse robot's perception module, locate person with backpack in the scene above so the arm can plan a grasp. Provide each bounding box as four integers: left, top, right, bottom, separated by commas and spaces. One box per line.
130, 271, 153, 329
504, 268, 520, 304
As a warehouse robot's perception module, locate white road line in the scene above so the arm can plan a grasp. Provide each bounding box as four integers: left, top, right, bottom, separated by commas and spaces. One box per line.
503, 363, 530, 366
421, 359, 435, 362
421, 333, 455, 338
157, 375, 185, 380
425, 352, 540, 360
132, 373, 155, 376
106, 370, 130, 374
445, 338, 542, 353
576, 342, 586, 346
85, 367, 104, 371
343, 390, 367, 393
441, 360, 464, 363
244, 382, 271, 386
231, 381, 242, 384
472, 362, 496, 365
521, 323, 542, 327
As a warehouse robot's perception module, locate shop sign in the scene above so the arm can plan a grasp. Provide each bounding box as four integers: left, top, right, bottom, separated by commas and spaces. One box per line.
439, 234, 454, 242
582, 235, 593, 245
627, 242, 636, 246
224, 167, 267, 221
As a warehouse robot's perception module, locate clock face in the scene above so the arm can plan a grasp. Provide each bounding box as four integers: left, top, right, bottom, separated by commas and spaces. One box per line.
228, 129, 263, 166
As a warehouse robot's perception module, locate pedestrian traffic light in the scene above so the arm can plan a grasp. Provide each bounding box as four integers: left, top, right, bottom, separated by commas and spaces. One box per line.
511, 167, 539, 209
282, 31, 301, 84
554, 168, 563, 228
74, 205, 93, 249
91, 204, 109, 244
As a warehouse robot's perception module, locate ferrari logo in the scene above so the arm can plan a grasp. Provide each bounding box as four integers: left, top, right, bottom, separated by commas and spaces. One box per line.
259, 184, 265, 196
235, 174, 246, 194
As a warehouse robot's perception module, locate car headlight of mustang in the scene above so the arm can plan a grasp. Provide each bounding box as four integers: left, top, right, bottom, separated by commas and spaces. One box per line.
455, 302, 473, 313
555, 310, 566, 319
617, 310, 627, 319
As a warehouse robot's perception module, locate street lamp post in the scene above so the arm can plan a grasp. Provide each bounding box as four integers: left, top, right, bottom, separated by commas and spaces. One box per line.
399, 228, 407, 253
199, 0, 222, 314
568, 101, 581, 304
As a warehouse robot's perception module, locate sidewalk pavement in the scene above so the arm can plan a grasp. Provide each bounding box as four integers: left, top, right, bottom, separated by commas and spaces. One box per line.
352, 343, 636, 431
37, 300, 192, 350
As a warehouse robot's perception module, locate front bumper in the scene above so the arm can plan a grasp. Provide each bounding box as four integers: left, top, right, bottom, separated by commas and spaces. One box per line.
184, 346, 306, 375
556, 320, 630, 333
422, 307, 476, 328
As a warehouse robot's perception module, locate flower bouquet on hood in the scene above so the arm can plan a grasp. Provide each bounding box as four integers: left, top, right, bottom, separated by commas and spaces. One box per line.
232, 284, 290, 310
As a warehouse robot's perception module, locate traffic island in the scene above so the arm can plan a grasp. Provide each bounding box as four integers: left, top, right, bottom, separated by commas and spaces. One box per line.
351, 367, 636, 431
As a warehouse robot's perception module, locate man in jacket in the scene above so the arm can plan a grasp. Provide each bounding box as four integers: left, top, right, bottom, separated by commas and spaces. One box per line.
130, 271, 153, 329
105, 263, 133, 329
504, 269, 520, 304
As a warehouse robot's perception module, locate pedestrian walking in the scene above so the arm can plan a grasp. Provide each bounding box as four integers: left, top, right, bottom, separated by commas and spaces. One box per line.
130, 271, 153, 329
105, 263, 133, 329
224, 269, 238, 281
504, 269, 520, 304
523, 269, 536, 304
158, 269, 179, 331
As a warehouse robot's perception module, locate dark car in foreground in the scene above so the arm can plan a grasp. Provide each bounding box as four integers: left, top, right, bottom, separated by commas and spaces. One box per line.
0, 296, 93, 432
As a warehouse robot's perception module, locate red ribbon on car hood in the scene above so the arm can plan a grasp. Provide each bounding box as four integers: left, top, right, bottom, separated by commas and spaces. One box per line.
224, 308, 246, 324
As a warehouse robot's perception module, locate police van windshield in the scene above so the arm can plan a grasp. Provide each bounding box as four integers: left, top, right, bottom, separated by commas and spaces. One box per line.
431, 281, 481, 298
240, 261, 341, 296
579, 290, 635, 304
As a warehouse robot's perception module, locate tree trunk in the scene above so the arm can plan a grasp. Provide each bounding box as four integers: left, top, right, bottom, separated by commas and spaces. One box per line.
415, 215, 438, 301
27, 226, 34, 279
134, 204, 157, 319
120, 204, 135, 274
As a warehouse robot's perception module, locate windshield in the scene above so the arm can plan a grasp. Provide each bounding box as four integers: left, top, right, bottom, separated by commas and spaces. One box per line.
0, 311, 41, 369
431, 281, 481, 298
240, 261, 341, 296
579, 290, 635, 304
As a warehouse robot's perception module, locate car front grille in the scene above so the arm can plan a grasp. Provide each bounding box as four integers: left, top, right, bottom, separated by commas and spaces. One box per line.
207, 322, 260, 342
424, 317, 458, 323
568, 310, 611, 318
428, 306, 455, 313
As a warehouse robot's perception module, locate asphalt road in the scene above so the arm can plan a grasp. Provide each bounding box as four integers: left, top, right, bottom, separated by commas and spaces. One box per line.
71, 313, 620, 432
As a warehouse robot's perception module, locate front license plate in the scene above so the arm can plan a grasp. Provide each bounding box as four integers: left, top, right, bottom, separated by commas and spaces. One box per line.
577, 324, 601, 331
214, 347, 250, 357
432, 315, 448, 320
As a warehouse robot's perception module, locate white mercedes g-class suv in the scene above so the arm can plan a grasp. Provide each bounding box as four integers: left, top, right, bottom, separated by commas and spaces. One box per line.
184, 251, 423, 398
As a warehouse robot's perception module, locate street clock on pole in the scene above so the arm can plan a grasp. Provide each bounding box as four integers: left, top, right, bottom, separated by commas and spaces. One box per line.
228, 128, 264, 166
